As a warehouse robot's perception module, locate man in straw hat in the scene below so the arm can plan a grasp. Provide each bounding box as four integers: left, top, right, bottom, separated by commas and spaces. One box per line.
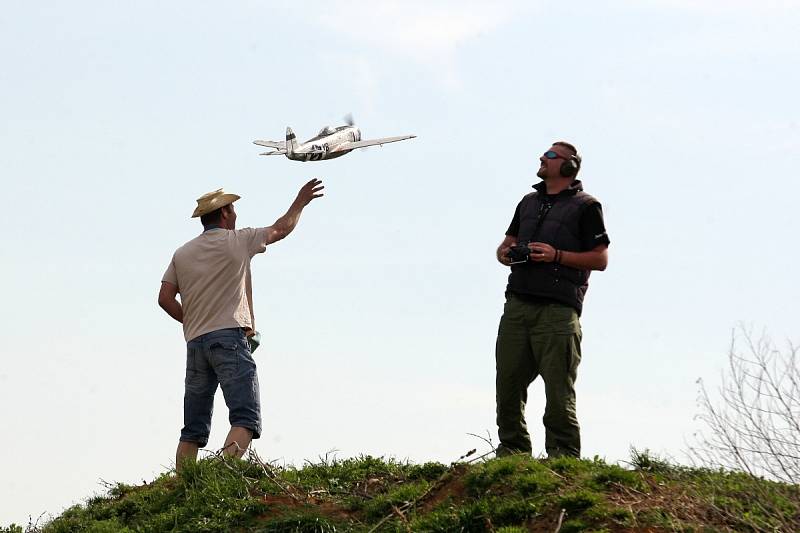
159, 178, 324, 470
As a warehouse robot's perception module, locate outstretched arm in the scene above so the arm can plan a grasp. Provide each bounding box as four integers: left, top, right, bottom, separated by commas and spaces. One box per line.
158, 281, 183, 323
265, 178, 324, 245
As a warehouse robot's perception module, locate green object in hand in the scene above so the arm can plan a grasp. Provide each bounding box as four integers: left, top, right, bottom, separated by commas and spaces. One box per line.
248, 331, 261, 353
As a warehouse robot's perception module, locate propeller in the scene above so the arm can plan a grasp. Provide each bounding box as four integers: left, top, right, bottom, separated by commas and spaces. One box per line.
344, 112, 365, 149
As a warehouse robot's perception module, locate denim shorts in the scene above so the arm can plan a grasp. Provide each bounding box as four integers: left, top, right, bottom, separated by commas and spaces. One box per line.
180, 327, 261, 447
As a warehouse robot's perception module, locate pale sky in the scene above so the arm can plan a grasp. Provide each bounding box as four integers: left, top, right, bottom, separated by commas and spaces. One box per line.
2, 0, 800, 526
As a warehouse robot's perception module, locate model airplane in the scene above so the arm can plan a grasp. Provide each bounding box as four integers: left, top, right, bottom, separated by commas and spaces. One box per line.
253, 115, 415, 162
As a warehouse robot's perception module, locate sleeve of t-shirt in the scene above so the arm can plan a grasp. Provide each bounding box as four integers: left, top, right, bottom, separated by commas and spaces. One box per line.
162, 256, 178, 287
579, 202, 611, 250
505, 202, 522, 237
237, 227, 269, 257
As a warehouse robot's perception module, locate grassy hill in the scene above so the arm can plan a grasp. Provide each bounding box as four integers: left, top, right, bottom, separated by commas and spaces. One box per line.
4, 450, 798, 532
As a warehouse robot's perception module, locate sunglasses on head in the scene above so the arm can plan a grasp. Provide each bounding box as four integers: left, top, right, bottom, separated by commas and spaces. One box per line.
543, 150, 569, 160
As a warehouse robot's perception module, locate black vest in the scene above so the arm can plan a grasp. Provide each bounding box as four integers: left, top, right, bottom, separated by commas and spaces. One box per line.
506, 180, 597, 315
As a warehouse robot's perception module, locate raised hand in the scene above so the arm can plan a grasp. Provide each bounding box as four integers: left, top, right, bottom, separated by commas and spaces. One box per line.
296, 178, 325, 206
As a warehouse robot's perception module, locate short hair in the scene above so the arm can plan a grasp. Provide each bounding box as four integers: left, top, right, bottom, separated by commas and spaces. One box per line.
200, 205, 227, 226
553, 141, 578, 155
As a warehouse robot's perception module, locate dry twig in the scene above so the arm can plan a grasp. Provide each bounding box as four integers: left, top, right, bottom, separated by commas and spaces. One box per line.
391, 504, 412, 532
554, 508, 566, 532
247, 449, 302, 502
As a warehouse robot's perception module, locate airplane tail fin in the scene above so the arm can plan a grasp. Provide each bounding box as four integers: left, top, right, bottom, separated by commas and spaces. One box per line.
286, 127, 298, 156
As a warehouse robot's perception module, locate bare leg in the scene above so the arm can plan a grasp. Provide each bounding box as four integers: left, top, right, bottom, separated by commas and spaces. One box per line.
222, 426, 254, 458
176, 441, 200, 473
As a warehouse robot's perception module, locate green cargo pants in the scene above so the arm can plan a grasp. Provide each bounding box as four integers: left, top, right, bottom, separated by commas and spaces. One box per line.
495, 294, 582, 458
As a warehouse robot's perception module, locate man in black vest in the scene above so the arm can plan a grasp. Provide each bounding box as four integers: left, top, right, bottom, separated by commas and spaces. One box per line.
494, 141, 610, 458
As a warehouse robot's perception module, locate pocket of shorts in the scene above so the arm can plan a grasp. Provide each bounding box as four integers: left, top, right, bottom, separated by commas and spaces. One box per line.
209, 340, 240, 380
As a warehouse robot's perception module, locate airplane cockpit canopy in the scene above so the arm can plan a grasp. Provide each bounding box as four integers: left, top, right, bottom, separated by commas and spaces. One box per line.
317, 126, 336, 136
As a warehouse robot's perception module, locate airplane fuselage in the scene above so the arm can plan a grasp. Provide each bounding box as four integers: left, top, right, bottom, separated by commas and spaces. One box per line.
290, 125, 362, 162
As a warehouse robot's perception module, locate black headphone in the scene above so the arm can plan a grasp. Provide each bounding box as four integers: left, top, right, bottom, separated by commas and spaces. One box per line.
560, 153, 582, 178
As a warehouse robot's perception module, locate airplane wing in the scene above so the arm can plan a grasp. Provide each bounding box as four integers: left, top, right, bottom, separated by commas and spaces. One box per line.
253, 140, 286, 149
259, 149, 287, 156
330, 135, 416, 153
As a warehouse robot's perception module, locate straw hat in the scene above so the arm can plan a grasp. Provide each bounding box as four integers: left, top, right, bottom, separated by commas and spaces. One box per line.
191, 188, 241, 218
